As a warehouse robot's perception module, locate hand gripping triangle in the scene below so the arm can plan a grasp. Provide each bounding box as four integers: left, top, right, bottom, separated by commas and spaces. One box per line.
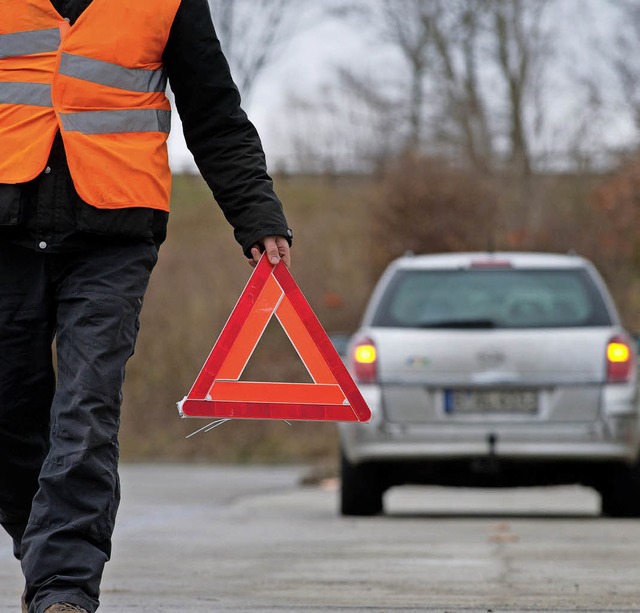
177, 255, 371, 422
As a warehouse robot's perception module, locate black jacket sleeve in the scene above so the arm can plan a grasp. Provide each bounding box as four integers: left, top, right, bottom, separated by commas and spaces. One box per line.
163, 0, 292, 257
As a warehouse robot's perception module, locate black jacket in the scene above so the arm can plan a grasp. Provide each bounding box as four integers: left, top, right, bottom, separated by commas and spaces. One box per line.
0, 0, 291, 256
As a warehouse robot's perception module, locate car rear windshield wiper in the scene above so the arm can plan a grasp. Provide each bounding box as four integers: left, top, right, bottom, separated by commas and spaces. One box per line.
417, 319, 498, 329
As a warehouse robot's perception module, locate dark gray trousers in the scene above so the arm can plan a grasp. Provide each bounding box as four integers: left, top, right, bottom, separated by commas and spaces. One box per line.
0, 241, 157, 613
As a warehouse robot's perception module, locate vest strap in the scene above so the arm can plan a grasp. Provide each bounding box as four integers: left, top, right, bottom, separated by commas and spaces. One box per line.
59, 108, 171, 134
0, 82, 52, 107
59, 52, 167, 93
0, 28, 61, 59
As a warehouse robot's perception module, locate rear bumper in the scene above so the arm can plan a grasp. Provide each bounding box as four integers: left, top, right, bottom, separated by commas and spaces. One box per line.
341, 432, 638, 463
339, 385, 640, 466
339, 421, 640, 488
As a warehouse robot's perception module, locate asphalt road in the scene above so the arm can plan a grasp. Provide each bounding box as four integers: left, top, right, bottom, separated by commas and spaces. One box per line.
1, 464, 640, 613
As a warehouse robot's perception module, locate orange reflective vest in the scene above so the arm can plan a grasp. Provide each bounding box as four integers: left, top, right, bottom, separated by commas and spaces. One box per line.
0, 0, 181, 211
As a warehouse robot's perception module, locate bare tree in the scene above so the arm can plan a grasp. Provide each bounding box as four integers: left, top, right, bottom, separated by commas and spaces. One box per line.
329, 0, 434, 151
377, 0, 434, 148
321, 0, 553, 177
425, 0, 494, 173
609, 0, 640, 142
427, 0, 553, 176
489, 0, 553, 176
208, 0, 303, 104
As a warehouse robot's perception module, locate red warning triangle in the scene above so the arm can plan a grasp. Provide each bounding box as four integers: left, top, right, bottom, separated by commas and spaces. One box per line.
177, 255, 371, 422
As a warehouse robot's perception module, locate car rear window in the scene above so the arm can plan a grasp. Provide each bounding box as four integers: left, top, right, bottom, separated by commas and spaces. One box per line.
371, 268, 613, 329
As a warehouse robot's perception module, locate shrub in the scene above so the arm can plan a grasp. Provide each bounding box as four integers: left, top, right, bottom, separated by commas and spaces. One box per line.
369, 152, 502, 275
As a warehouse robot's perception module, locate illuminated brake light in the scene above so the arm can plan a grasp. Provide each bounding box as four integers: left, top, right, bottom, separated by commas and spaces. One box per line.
352, 338, 377, 383
608, 343, 630, 363
355, 344, 376, 364
607, 336, 634, 383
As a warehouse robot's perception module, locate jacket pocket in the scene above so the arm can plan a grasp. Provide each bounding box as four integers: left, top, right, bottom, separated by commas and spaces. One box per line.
0, 185, 22, 226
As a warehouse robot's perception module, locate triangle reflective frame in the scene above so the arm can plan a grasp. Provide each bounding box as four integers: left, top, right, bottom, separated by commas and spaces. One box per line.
177, 255, 371, 422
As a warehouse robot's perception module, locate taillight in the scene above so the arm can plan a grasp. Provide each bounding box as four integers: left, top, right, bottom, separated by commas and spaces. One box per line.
352, 337, 377, 383
606, 335, 634, 383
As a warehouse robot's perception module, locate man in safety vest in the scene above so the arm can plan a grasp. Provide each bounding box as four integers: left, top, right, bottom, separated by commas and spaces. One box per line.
0, 1, 292, 612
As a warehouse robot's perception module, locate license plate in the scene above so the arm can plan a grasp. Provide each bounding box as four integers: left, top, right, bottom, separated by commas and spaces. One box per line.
444, 389, 538, 414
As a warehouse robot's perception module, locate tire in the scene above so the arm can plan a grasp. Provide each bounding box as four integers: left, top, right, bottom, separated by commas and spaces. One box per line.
599, 461, 640, 518
340, 449, 385, 516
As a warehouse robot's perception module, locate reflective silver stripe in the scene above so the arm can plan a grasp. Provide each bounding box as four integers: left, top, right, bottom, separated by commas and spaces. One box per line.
0, 82, 52, 107
59, 53, 167, 93
0, 28, 61, 59
59, 109, 171, 134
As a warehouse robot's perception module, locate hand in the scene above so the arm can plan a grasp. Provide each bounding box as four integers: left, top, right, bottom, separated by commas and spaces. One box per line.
249, 235, 291, 268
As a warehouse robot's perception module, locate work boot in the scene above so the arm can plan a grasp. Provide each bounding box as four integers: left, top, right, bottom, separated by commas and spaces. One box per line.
43, 604, 89, 613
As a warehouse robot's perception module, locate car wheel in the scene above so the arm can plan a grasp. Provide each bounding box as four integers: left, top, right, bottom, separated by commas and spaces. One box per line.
340, 449, 385, 516
599, 461, 640, 518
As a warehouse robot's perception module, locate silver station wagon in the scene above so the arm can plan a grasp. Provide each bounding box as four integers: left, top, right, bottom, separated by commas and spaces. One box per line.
339, 252, 640, 516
